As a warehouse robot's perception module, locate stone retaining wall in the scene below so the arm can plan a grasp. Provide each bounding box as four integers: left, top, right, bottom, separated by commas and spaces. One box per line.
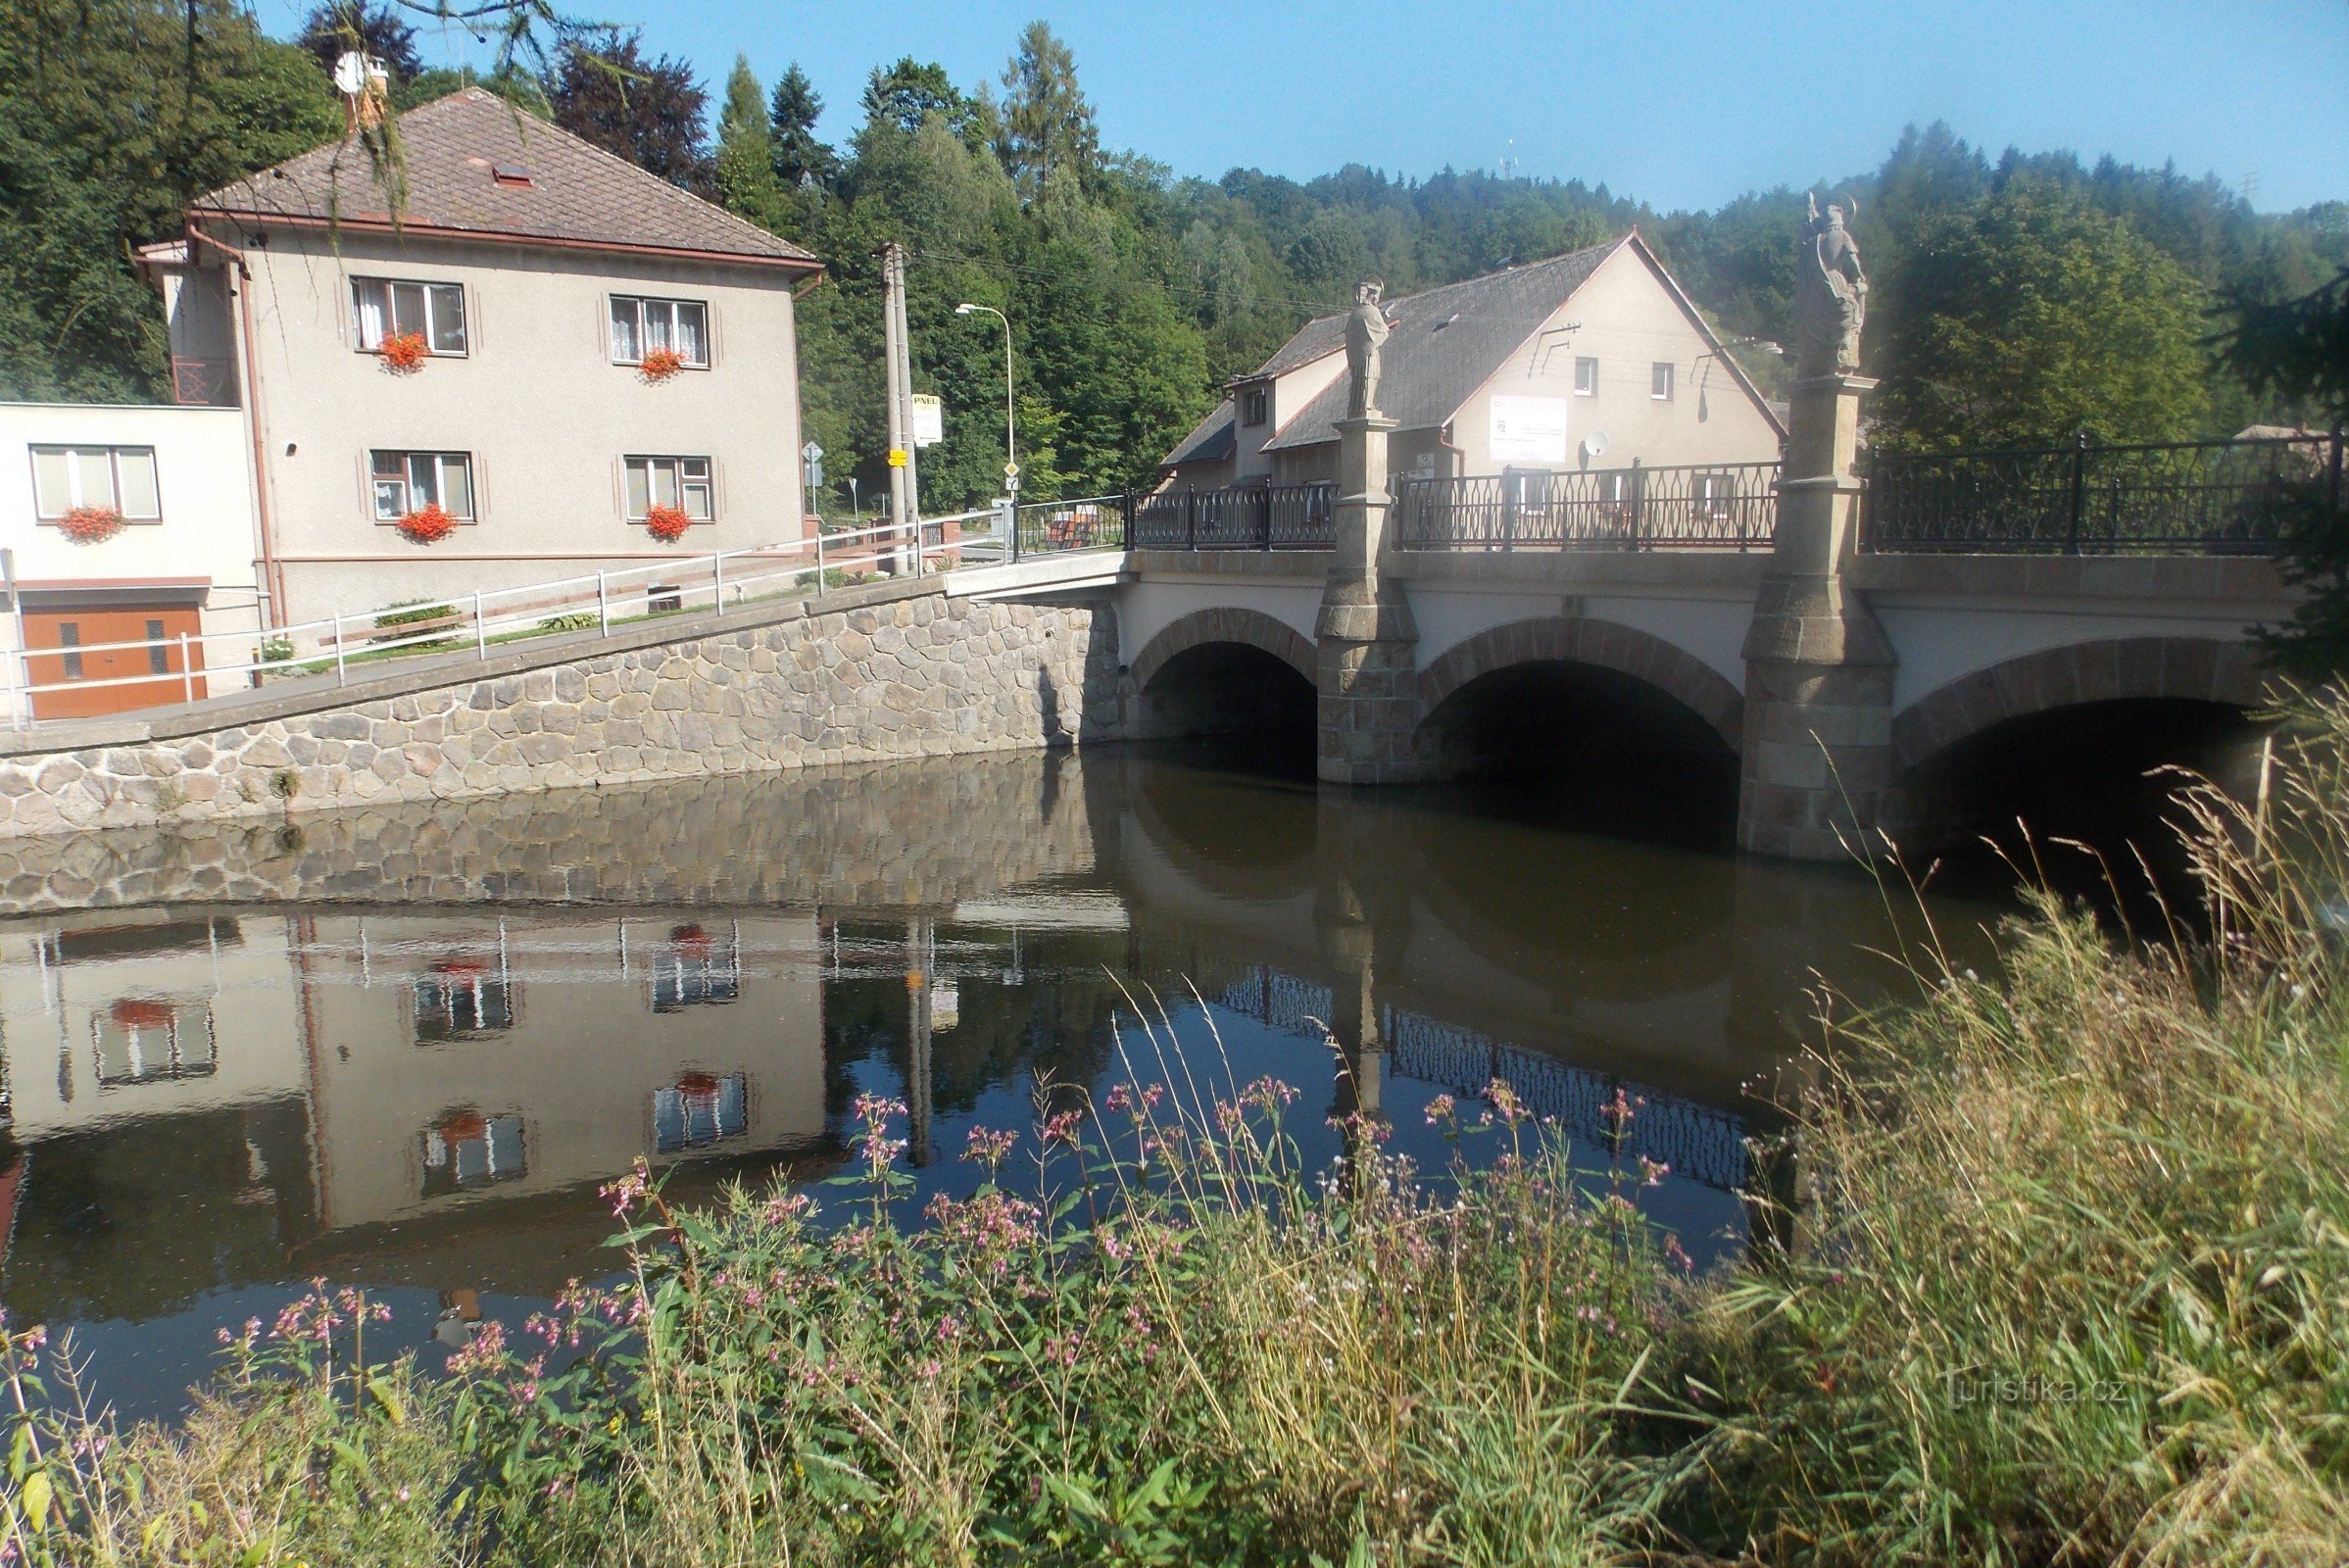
0, 583, 1122, 839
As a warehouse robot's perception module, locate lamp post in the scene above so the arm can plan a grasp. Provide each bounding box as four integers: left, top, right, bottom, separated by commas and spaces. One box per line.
954, 302, 1016, 489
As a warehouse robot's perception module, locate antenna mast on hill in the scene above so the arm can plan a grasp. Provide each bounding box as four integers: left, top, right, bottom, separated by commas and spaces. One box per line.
1499, 138, 1519, 180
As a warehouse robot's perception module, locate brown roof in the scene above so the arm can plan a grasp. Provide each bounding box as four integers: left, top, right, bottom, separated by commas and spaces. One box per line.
192, 89, 819, 270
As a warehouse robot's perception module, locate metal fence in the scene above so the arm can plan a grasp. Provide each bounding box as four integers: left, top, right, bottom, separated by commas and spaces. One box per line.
1395, 462, 1781, 551
1012, 494, 1128, 557
1129, 482, 1337, 551
1862, 430, 2342, 555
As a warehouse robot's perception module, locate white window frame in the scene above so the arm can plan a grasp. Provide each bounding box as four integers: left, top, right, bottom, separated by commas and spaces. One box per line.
1651, 362, 1675, 401
368, 450, 477, 521
29, 445, 163, 522
624, 456, 715, 522
609, 295, 711, 368
1573, 357, 1598, 397
352, 277, 468, 357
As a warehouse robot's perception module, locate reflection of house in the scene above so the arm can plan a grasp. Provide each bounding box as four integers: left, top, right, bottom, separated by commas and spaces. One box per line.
1159, 234, 1783, 491
300, 911, 825, 1233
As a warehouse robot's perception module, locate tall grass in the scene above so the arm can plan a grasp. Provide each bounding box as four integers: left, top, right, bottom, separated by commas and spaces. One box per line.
5, 696, 2348, 1566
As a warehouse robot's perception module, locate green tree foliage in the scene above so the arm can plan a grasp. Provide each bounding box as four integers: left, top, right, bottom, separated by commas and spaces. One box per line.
713, 53, 787, 229
297, 2, 423, 84
767, 64, 836, 190
1869, 180, 2214, 450
0, 0, 339, 402
997, 22, 1100, 202
546, 29, 710, 192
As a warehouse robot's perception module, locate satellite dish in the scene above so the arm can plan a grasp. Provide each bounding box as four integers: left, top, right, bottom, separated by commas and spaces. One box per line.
1582, 430, 1609, 461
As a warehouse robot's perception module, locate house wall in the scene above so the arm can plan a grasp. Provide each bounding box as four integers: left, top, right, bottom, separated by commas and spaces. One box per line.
1234, 352, 1346, 484
1446, 245, 1783, 477
221, 226, 808, 625
0, 402, 266, 712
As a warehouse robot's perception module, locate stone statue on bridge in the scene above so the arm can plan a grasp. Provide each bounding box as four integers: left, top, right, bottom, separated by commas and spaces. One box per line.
1344, 279, 1394, 418
1795, 193, 1868, 377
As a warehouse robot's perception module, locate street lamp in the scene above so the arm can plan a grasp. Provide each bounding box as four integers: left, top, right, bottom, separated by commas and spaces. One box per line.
954, 303, 1016, 491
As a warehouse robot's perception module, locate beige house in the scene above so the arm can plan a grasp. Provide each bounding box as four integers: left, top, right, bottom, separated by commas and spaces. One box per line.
1161, 233, 1783, 490
142, 88, 824, 628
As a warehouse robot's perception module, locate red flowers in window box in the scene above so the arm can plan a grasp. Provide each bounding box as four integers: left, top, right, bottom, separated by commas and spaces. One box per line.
378, 331, 429, 374
638, 346, 687, 383
645, 504, 693, 543
398, 503, 457, 543
58, 505, 124, 544
110, 999, 175, 1028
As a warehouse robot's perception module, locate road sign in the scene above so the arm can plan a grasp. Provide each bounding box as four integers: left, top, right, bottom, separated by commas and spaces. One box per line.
802, 441, 824, 463
1003, 461, 1020, 479
886, 449, 908, 467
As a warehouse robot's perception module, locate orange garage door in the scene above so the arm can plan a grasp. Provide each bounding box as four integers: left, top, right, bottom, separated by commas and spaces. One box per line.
23, 604, 208, 720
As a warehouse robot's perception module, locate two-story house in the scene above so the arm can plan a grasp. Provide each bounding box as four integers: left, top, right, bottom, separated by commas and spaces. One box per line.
1160, 233, 1783, 491
141, 87, 824, 630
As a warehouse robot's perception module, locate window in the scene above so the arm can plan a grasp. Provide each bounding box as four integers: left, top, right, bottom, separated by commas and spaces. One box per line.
57, 623, 81, 681
93, 1000, 217, 1087
352, 277, 467, 355
420, 1111, 526, 1197
624, 456, 714, 522
370, 450, 475, 521
414, 963, 513, 1042
1651, 362, 1675, 401
610, 296, 710, 367
1241, 387, 1269, 427
653, 1072, 748, 1152
145, 619, 168, 676
1574, 357, 1598, 397
30, 446, 162, 521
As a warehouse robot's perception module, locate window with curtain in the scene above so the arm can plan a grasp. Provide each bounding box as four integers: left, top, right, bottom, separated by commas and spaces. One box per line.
352, 278, 466, 355
29, 446, 161, 519
609, 296, 710, 367
623, 456, 714, 521
369, 451, 476, 520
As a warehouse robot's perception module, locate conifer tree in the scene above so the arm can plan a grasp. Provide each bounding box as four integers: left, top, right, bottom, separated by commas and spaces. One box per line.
767, 64, 836, 189
714, 54, 787, 225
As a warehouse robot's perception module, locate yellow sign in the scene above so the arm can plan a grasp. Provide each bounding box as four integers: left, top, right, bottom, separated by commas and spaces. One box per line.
887, 448, 908, 467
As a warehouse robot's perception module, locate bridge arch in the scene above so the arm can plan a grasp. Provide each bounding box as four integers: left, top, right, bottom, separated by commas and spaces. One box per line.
1415, 618, 1744, 749
1891, 636, 2264, 773
1129, 608, 1316, 692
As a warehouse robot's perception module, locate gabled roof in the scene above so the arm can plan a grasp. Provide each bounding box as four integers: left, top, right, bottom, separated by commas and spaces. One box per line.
1163, 400, 1237, 467
191, 89, 819, 271
1261, 239, 1618, 452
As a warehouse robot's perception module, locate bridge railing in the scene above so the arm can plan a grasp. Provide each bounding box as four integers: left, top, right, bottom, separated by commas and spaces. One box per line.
1128, 482, 1337, 551
1395, 462, 1781, 551
1011, 493, 1128, 557
1861, 429, 2342, 555
0, 514, 991, 727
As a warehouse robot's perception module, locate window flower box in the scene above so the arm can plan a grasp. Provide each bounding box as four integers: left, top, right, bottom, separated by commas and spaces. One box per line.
378, 331, 429, 374
58, 505, 125, 544
645, 503, 693, 543
398, 503, 457, 543
638, 346, 687, 384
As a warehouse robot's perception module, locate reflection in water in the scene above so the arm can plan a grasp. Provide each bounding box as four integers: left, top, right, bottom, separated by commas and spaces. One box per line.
0, 748, 1991, 1417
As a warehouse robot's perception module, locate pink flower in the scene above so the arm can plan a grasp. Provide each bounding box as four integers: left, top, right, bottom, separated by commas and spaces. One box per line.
1638, 1155, 1671, 1188
1424, 1094, 1457, 1126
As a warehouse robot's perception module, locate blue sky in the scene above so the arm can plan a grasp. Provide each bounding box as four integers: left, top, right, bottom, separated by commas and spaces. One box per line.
268, 0, 2349, 214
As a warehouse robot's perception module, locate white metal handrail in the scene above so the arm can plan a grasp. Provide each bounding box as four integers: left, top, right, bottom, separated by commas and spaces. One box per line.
1, 509, 1037, 722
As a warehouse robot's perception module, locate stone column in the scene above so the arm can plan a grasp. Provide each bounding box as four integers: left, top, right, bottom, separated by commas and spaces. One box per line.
1737, 372, 1895, 859
1316, 415, 1428, 783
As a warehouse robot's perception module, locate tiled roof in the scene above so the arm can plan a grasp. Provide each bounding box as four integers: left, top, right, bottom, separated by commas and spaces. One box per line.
1263, 239, 1619, 451
1161, 400, 1237, 468
192, 89, 819, 269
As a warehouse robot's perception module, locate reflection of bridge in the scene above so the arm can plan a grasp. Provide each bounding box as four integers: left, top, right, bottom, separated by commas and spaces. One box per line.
1210, 965, 1751, 1192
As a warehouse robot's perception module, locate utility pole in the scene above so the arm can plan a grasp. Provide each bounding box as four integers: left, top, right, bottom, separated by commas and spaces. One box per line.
879, 242, 922, 575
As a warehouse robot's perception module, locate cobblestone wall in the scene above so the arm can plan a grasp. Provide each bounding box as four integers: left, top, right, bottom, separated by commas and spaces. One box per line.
0, 589, 1121, 840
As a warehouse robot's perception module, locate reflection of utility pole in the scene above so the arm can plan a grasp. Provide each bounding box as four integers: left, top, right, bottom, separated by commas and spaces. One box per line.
879, 242, 921, 575
905, 917, 933, 1166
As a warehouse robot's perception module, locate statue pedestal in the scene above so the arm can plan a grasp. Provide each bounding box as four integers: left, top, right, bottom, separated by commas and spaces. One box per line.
1737, 373, 1894, 859
1316, 414, 1428, 784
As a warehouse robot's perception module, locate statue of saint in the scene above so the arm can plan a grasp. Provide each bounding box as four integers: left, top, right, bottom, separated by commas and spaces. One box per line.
1344, 280, 1394, 418
1794, 194, 1868, 377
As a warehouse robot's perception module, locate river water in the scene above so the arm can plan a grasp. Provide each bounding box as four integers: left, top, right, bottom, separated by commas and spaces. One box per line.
0, 742, 1993, 1419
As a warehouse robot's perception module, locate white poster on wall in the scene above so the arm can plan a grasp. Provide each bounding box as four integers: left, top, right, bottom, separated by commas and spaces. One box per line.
1488, 395, 1570, 464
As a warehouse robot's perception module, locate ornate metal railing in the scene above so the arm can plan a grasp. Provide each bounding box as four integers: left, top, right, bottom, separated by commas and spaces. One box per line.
1862, 430, 2342, 555
1130, 482, 1337, 551
1395, 462, 1781, 551
1012, 494, 1128, 557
